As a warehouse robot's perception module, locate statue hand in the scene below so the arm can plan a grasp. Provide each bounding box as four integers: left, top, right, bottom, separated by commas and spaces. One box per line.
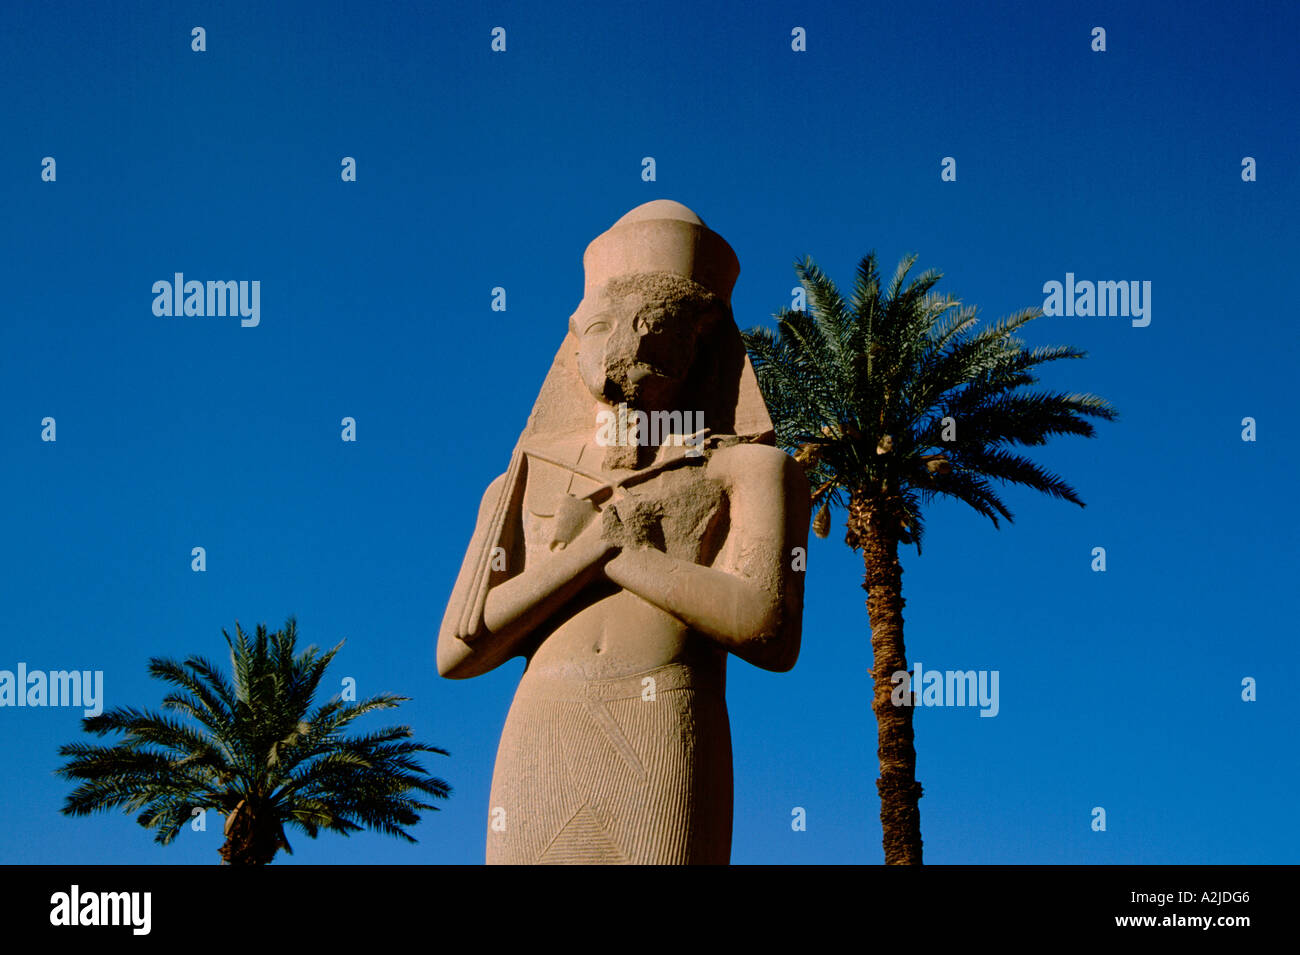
550, 494, 600, 551
599, 498, 631, 552
550, 495, 620, 562
600, 495, 665, 553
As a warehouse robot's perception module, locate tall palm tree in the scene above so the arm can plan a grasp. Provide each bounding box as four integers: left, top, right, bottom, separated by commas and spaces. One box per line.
56, 617, 451, 864
742, 254, 1116, 864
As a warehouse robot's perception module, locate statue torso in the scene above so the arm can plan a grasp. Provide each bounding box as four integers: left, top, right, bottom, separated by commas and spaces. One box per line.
520, 438, 730, 681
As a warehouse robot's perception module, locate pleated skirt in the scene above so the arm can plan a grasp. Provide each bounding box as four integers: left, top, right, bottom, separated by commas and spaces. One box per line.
486, 662, 733, 864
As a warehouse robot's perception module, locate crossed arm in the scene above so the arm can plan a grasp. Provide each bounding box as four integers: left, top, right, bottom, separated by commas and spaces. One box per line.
437, 445, 809, 679
603, 445, 809, 672
436, 472, 615, 679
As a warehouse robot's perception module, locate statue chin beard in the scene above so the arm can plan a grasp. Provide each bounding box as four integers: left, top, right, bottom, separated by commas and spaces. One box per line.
588, 364, 690, 470
595, 363, 683, 415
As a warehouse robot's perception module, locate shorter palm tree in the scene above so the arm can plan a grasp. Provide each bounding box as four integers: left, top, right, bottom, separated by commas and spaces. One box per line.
56, 617, 451, 864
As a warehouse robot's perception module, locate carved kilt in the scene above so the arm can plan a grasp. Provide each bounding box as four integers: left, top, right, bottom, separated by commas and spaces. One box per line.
485, 662, 733, 864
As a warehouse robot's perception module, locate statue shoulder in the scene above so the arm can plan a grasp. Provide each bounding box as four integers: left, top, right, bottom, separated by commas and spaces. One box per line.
708, 442, 805, 488
479, 472, 509, 515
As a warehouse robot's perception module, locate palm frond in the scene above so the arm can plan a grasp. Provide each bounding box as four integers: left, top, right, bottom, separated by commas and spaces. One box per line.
742, 253, 1115, 549
56, 618, 451, 861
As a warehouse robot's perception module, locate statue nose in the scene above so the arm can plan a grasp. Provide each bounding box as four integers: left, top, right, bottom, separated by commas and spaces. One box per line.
605, 320, 643, 359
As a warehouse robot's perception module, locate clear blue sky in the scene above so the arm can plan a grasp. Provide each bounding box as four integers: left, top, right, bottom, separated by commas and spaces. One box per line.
1, 0, 1296, 864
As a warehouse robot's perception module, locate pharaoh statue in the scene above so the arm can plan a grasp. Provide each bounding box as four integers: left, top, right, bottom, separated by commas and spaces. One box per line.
437, 199, 809, 864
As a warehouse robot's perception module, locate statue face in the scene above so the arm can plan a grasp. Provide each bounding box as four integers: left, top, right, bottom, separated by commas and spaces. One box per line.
573, 282, 700, 410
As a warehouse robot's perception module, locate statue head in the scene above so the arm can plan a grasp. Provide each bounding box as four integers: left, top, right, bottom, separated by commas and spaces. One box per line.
519, 200, 774, 449
569, 271, 725, 411
568, 199, 741, 413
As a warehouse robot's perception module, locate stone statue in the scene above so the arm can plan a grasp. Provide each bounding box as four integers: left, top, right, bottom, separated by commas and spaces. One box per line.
438, 200, 809, 864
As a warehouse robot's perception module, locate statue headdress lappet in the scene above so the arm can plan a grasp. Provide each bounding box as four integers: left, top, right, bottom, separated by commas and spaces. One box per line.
438, 199, 807, 864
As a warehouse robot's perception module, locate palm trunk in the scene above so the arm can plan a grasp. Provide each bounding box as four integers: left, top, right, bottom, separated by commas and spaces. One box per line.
219, 799, 284, 865
850, 493, 923, 864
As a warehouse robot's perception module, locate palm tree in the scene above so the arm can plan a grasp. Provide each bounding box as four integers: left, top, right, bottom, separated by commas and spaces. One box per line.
56, 617, 451, 864
742, 254, 1116, 864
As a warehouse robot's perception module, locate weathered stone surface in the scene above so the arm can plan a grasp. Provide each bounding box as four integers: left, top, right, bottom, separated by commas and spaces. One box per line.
438, 199, 809, 864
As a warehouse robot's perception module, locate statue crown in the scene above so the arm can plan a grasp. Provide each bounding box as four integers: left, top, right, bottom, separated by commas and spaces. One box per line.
582, 199, 740, 303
